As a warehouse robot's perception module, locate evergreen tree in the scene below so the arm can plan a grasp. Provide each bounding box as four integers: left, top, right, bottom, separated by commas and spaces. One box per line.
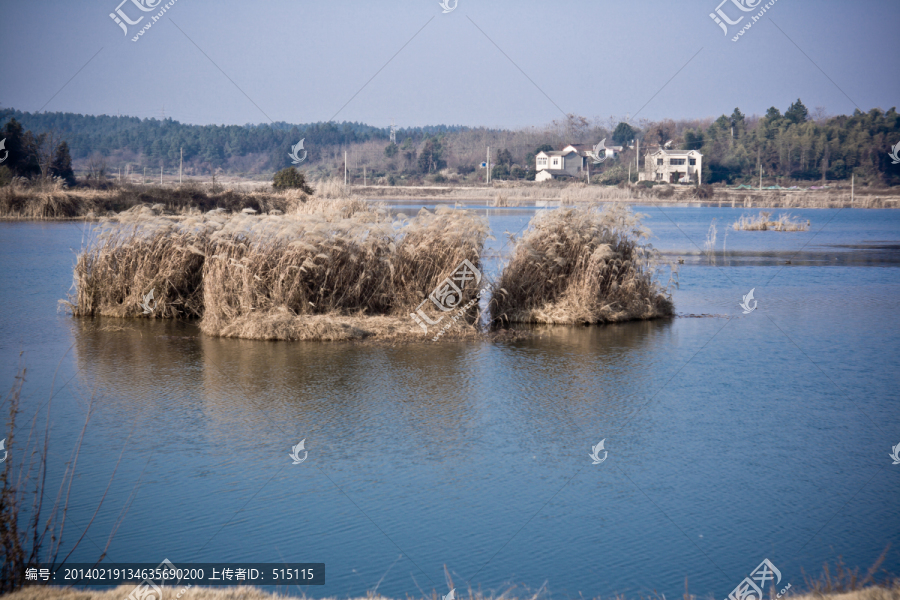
50, 141, 76, 186
785, 99, 809, 125
0, 119, 40, 178
612, 122, 637, 146
273, 167, 314, 193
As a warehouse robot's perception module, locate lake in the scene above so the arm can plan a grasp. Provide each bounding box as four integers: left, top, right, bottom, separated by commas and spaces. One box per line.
0, 204, 898, 600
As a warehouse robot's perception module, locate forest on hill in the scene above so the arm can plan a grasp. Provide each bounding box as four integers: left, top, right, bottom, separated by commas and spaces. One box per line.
1, 100, 898, 186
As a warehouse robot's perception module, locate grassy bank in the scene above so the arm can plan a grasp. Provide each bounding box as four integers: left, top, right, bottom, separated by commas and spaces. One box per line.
354, 182, 900, 209
3, 178, 898, 222
0, 179, 309, 220
491, 204, 674, 325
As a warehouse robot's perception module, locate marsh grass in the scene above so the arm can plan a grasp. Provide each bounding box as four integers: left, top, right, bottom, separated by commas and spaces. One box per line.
0, 181, 313, 220
490, 204, 674, 325
200, 204, 488, 340
66, 211, 226, 319
733, 211, 810, 231
68, 197, 489, 341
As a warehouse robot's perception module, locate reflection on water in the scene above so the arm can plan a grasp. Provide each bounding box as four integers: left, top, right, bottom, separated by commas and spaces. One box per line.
2, 212, 899, 600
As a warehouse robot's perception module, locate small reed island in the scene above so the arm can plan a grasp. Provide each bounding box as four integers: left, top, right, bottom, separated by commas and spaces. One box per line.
66, 197, 675, 341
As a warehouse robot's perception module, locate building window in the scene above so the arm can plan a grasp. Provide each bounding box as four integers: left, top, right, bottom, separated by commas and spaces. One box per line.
670, 158, 686, 166
689, 158, 696, 166
657, 159, 664, 166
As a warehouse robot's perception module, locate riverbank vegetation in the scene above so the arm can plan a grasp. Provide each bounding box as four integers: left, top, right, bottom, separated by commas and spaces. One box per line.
732, 211, 810, 231
6, 577, 898, 600
490, 204, 675, 325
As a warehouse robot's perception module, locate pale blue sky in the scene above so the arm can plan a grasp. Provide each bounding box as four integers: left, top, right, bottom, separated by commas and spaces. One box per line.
1, 0, 898, 129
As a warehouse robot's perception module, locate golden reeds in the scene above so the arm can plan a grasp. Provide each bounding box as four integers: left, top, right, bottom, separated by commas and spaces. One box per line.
68, 198, 490, 341
490, 204, 674, 325
732, 211, 810, 231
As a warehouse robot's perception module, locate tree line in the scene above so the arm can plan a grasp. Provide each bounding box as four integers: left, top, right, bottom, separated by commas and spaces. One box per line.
2, 100, 898, 186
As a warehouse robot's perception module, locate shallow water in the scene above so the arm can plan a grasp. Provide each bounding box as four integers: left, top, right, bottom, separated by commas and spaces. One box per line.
0, 205, 898, 599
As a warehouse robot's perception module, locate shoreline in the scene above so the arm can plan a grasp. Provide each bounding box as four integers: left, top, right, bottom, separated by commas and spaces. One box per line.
1, 181, 898, 222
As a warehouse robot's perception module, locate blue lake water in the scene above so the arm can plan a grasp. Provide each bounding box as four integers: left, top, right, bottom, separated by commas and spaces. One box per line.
0, 205, 898, 599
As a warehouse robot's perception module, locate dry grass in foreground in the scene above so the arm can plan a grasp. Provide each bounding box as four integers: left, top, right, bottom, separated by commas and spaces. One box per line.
65, 198, 489, 341
6, 584, 899, 600
490, 204, 675, 325
732, 211, 810, 231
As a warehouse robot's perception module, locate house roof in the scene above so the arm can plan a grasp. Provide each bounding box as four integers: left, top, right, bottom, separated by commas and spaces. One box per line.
564, 143, 624, 154
649, 149, 701, 156
539, 169, 574, 176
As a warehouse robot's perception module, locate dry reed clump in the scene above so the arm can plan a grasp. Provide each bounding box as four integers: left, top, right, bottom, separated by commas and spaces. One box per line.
0, 178, 87, 219
312, 177, 353, 199
732, 211, 810, 231
491, 193, 520, 207
199, 203, 488, 341
66, 212, 228, 318
490, 203, 674, 325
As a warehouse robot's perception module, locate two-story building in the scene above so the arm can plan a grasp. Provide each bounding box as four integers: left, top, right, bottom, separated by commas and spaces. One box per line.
534, 143, 625, 182
639, 149, 702, 184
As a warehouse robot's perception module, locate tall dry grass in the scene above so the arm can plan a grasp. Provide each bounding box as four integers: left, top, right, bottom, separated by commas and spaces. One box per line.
490, 204, 674, 325
732, 211, 810, 231
200, 204, 488, 340
8, 580, 899, 600
66, 210, 227, 318
67, 197, 489, 340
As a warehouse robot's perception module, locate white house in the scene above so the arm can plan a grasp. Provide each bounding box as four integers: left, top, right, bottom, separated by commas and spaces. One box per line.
534, 148, 581, 182
534, 143, 626, 181
639, 149, 702, 184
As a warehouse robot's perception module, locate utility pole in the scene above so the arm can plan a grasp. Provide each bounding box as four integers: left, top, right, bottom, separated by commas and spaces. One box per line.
487, 146, 491, 185
344, 151, 348, 186
851, 173, 854, 204
759, 164, 763, 191
636, 138, 640, 178
180, 147, 183, 185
